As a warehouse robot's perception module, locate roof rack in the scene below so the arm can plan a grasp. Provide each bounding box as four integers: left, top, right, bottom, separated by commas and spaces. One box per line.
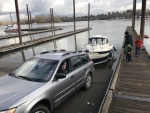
40, 49, 66, 54
40, 51, 50, 54
62, 50, 85, 56
62, 53, 70, 56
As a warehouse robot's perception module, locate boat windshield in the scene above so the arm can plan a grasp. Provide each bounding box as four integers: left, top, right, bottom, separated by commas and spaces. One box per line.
88, 38, 107, 45
5, 25, 13, 29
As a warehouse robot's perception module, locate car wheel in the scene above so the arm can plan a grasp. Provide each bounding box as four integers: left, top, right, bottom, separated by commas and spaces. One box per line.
84, 73, 92, 90
30, 104, 50, 113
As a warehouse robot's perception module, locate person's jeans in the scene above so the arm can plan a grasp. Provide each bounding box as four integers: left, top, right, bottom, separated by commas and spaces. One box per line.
126, 53, 132, 62
135, 47, 141, 56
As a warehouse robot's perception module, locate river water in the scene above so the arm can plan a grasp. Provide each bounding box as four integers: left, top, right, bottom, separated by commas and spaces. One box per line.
0, 19, 149, 73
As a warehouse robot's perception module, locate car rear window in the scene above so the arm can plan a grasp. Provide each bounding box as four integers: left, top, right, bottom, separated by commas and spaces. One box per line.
70, 56, 82, 70
79, 54, 91, 64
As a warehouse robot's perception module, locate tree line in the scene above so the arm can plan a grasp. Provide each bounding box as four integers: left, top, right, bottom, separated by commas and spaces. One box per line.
1, 9, 150, 25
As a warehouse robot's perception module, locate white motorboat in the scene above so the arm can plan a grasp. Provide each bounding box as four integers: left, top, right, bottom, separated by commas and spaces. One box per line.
84, 35, 114, 64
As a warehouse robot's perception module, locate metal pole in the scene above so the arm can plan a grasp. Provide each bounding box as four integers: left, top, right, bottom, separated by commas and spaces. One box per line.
26, 4, 31, 33
50, 8, 53, 36
10, 13, 13, 27
73, 0, 77, 51
52, 9, 55, 35
29, 11, 34, 40
132, 0, 136, 30
26, 4, 32, 41
8, 7, 13, 27
29, 11, 32, 29
52, 8, 57, 49
88, 3, 90, 28
50, 8, 52, 29
73, 0, 76, 31
14, 0, 22, 44
140, 0, 146, 39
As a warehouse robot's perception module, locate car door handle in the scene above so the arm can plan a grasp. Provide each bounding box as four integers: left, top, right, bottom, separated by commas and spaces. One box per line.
84, 68, 86, 71
71, 75, 74, 79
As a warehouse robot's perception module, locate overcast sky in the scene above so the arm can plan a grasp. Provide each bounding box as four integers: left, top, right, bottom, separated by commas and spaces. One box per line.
0, 0, 150, 21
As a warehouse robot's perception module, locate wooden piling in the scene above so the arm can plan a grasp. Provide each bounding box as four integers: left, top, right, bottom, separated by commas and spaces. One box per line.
88, 3, 90, 28
29, 11, 34, 40
29, 11, 33, 31
26, 4, 31, 34
50, 8, 53, 29
140, 0, 146, 38
51, 8, 57, 49
73, 0, 77, 51
52, 9, 55, 35
14, 0, 22, 44
132, 0, 136, 30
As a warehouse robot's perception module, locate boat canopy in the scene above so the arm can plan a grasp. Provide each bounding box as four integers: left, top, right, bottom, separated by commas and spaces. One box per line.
88, 35, 109, 45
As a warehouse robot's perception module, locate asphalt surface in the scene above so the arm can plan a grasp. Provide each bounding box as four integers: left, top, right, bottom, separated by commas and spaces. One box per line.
52, 61, 114, 113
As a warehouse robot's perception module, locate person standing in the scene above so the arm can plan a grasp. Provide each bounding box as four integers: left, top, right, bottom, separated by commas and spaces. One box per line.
125, 41, 133, 64
135, 34, 143, 57
123, 31, 133, 61
123, 31, 133, 48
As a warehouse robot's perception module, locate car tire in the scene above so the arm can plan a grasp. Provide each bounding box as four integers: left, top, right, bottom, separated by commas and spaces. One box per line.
84, 73, 92, 90
30, 104, 50, 113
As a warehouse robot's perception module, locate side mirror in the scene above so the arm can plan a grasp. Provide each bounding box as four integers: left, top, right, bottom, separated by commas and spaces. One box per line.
55, 73, 66, 79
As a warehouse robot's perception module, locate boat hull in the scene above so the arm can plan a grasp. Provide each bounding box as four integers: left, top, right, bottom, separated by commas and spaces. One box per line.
88, 49, 113, 64
88, 51, 110, 59
92, 55, 109, 65
4, 28, 18, 33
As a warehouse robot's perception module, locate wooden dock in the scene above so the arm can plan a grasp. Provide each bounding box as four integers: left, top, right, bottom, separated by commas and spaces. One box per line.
0, 28, 91, 56
0, 28, 62, 40
100, 26, 150, 113
21, 26, 61, 31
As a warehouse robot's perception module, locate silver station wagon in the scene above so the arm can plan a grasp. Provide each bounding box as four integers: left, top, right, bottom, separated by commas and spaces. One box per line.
0, 50, 95, 113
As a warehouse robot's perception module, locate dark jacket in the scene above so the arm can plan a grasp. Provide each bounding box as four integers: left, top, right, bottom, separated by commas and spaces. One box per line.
123, 34, 133, 48
58, 69, 68, 74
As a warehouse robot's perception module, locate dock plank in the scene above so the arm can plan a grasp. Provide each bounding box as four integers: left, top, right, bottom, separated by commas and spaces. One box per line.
109, 98, 150, 113
108, 26, 150, 113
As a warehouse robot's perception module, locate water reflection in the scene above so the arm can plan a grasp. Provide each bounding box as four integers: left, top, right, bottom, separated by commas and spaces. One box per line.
53, 31, 57, 49
88, 30, 90, 38
32, 47, 35, 56
21, 51, 26, 62
74, 34, 77, 51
